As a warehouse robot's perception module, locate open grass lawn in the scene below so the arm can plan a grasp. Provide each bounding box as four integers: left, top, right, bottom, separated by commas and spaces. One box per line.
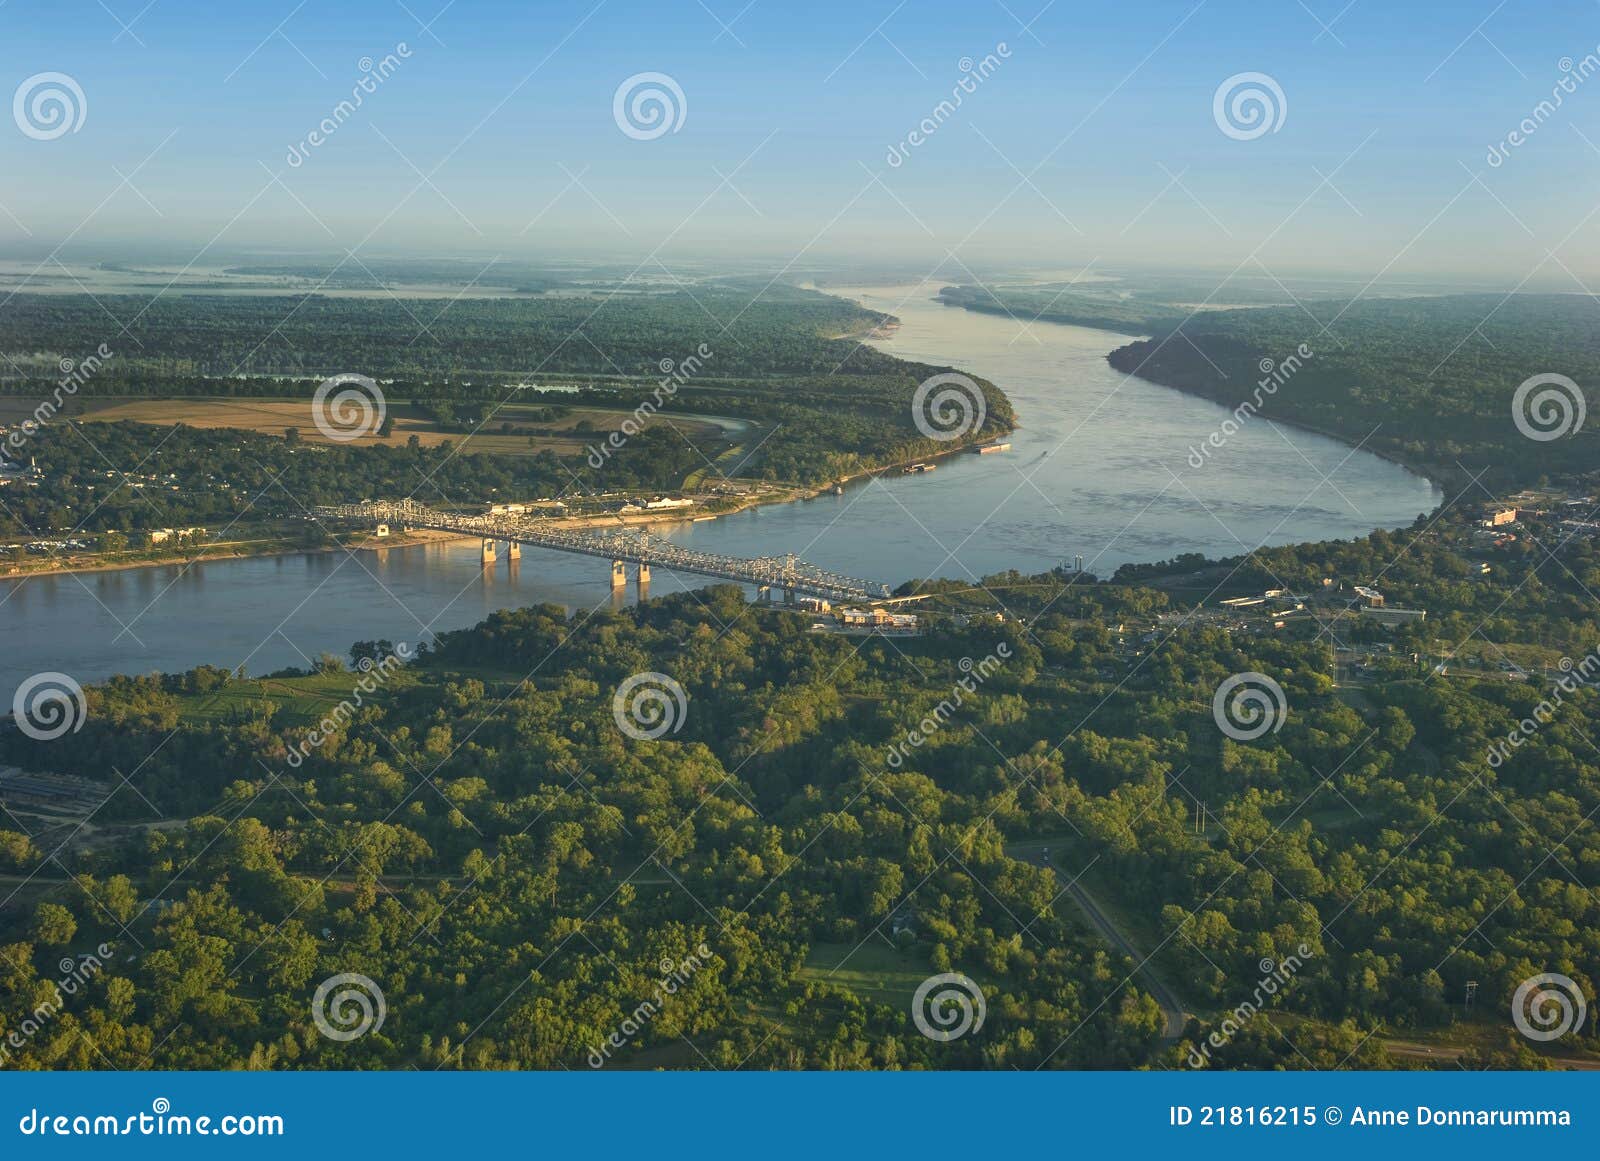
74, 397, 731, 456
799, 939, 937, 1010
176, 670, 415, 725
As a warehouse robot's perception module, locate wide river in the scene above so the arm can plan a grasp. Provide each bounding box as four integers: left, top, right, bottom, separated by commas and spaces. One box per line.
1, 283, 1440, 688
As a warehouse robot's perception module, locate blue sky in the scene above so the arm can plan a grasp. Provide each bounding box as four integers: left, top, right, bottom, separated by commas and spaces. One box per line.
3, 0, 1600, 282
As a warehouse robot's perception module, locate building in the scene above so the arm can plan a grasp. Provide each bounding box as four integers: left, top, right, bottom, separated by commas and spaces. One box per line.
1483, 506, 1518, 528
1352, 585, 1385, 608
643, 496, 694, 511
832, 607, 920, 634
147, 526, 207, 546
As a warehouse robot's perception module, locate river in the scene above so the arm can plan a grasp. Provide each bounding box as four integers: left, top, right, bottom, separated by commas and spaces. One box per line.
0, 282, 1439, 689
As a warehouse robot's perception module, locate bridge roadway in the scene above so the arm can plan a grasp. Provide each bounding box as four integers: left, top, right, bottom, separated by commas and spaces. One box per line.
317, 500, 892, 604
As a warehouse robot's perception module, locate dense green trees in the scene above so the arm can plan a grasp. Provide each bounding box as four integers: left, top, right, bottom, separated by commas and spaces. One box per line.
4, 503, 1598, 1069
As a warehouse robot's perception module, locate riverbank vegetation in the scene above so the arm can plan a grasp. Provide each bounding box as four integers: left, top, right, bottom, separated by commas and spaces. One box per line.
3, 491, 1597, 1070
940, 283, 1597, 489
0, 288, 1012, 545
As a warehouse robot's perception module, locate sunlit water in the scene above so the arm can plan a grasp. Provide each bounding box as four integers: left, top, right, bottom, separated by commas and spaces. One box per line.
0, 283, 1439, 687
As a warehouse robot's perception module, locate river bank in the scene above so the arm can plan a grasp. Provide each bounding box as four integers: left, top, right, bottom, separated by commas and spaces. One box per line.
0, 287, 1439, 691
1100, 339, 1454, 491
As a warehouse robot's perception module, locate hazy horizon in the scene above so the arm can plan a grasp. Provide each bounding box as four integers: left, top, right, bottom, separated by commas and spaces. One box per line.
5, 0, 1600, 286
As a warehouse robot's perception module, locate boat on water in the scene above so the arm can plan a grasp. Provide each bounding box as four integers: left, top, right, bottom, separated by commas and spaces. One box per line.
902, 462, 935, 474
973, 442, 1011, 454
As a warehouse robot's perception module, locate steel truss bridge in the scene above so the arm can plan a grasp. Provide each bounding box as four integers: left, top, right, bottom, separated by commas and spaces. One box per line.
317, 500, 892, 603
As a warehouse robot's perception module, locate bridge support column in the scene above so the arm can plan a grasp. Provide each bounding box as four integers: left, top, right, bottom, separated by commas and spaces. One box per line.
611, 560, 627, 589
756, 585, 771, 604
481, 539, 496, 564
506, 541, 521, 560
783, 588, 796, 606
374, 523, 390, 538
636, 562, 651, 587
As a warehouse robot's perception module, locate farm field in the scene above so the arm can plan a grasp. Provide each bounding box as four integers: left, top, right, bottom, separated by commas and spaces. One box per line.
52, 397, 739, 456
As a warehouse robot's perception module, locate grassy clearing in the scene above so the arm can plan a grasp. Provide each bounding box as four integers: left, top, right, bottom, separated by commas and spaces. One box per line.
799, 939, 934, 1009
176, 670, 413, 725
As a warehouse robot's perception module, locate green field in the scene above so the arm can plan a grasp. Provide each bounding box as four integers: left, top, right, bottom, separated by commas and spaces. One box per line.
800, 940, 937, 1009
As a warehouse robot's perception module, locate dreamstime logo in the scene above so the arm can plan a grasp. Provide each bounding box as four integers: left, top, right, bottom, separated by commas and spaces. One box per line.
912, 372, 986, 442
0, 944, 114, 1067
884, 42, 1011, 168
1212, 72, 1286, 140
885, 644, 1011, 768
1511, 972, 1588, 1042
12, 671, 86, 741
612, 671, 688, 740
285, 43, 412, 167
7, 343, 113, 453
283, 643, 413, 769
1186, 944, 1313, 1067
311, 972, 386, 1042
1511, 373, 1586, 441
613, 72, 686, 140
13, 72, 87, 140
911, 972, 986, 1041
587, 943, 713, 1068
1186, 343, 1313, 469
586, 343, 713, 470
1211, 671, 1287, 740
1486, 50, 1600, 168
1486, 647, 1600, 768
312, 373, 386, 442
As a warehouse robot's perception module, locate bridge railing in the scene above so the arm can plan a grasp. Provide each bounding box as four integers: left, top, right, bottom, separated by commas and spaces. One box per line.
317, 501, 892, 601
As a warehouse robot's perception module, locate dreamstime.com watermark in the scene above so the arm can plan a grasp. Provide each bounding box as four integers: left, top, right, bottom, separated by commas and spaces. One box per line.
12, 72, 86, 141
0, 945, 114, 1068
1486, 51, 1600, 168
912, 372, 987, 442
1511, 972, 1589, 1042
587, 944, 713, 1067
312, 373, 387, 441
586, 343, 713, 469
1212, 671, 1288, 741
911, 972, 986, 1041
311, 972, 386, 1042
1511, 372, 1586, 442
613, 72, 686, 140
884, 44, 1011, 168
285, 44, 412, 167
6, 344, 113, 454
1212, 71, 1286, 141
1186, 344, 1312, 469
612, 671, 688, 741
1486, 647, 1600, 767
284, 644, 413, 768
11, 671, 87, 741
16, 1099, 283, 1137
1185, 944, 1313, 1067
884, 644, 1011, 769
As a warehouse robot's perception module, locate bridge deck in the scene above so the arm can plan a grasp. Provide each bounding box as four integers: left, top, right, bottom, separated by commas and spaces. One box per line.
319, 500, 891, 603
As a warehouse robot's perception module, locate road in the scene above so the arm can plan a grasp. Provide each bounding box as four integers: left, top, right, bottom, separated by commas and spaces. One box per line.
1062, 875, 1189, 1040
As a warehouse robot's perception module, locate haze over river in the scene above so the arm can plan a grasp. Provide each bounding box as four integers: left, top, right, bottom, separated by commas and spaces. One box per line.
1, 282, 1440, 689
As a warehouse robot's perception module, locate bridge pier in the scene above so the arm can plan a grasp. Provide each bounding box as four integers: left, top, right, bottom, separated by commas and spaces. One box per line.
481, 539, 496, 564
784, 587, 796, 606
374, 522, 390, 538
637, 562, 651, 587
506, 541, 521, 560
757, 585, 771, 604
611, 560, 627, 589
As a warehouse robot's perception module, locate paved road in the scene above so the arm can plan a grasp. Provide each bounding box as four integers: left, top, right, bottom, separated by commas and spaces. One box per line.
1061, 876, 1189, 1040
